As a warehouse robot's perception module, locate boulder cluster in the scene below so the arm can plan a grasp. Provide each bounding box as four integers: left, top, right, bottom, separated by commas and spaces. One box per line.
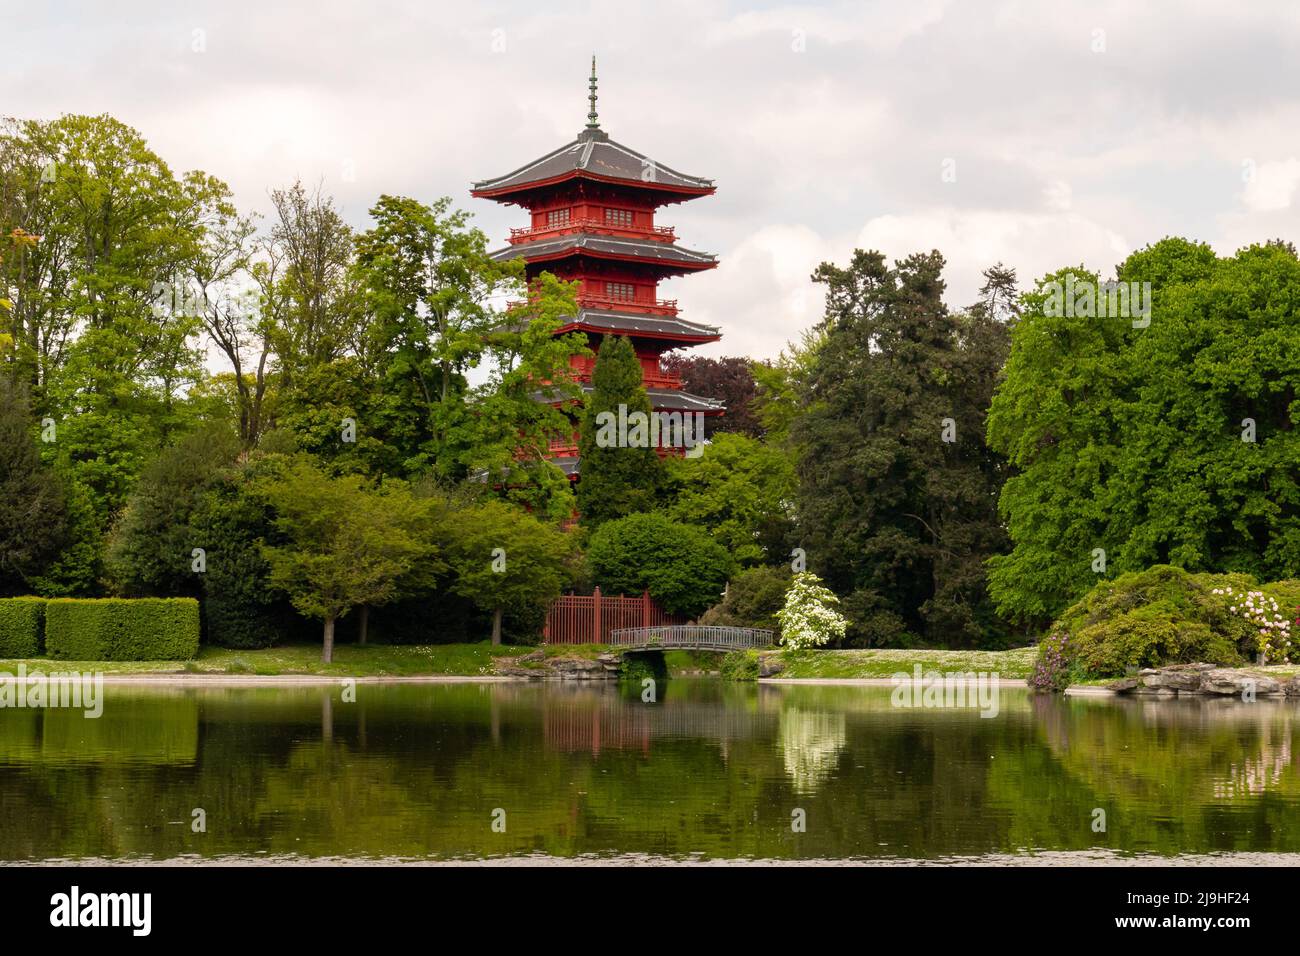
1108, 662, 1300, 697
493, 651, 624, 680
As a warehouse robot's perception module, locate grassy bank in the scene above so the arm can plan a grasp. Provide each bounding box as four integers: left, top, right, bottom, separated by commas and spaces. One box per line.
0, 643, 607, 678
0, 643, 1038, 679
769, 646, 1038, 680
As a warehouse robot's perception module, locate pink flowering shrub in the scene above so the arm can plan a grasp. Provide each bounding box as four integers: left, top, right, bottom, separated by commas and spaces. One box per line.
1210, 586, 1293, 663
1028, 630, 1074, 692
1037, 565, 1297, 683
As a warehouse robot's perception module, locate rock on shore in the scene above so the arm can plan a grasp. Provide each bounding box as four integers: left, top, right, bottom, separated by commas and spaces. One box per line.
493, 652, 624, 680
1107, 663, 1299, 697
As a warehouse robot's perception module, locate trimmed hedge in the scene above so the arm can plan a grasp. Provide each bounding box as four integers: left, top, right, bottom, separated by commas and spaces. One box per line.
0, 598, 46, 657
45, 598, 200, 661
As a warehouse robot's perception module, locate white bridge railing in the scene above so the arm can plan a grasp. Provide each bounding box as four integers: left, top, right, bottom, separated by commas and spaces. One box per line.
607, 625, 776, 652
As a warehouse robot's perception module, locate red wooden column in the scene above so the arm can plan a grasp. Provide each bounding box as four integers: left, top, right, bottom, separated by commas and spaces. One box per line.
642, 589, 651, 627
593, 586, 602, 643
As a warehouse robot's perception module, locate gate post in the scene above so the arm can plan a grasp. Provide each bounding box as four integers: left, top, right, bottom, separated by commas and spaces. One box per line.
593, 585, 602, 644
642, 589, 651, 628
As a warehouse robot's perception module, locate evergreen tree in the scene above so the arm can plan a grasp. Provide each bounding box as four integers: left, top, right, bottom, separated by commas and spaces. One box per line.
106, 424, 240, 597
576, 335, 663, 527
792, 249, 1011, 647
0, 379, 67, 594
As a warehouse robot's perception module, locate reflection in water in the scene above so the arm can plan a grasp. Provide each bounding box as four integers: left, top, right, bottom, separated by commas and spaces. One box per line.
1, 680, 1299, 862
1212, 734, 1291, 800
778, 707, 847, 795
540, 685, 776, 755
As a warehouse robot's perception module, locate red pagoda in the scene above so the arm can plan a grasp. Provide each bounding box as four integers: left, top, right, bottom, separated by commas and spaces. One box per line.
471, 58, 724, 479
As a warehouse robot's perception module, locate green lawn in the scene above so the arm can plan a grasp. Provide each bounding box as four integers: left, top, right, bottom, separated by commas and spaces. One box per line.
0, 642, 607, 678
0, 642, 1037, 679
771, 646, 1039, 679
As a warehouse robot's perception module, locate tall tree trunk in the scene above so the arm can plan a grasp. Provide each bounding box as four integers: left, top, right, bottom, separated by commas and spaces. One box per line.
322, 614, 336, 663
359, 605, 369, 646
491, 607, 503, 646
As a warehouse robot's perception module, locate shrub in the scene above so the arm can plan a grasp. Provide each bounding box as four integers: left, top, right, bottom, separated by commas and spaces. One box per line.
700, 565, 790, 631
586, 512, 733, 617
619, 653, 667, 686
776, 572, 849, 649
1049, 565, 1256, 679
1263, 579, 1300, 619
1210, 584, 1293, 662
45, 598, 200, 661
1027, 630, 1075, 692
719, 649, 759, 681
0, 598, 46, 657
196, 476, 283, 649
204, 591, 283, 649
348, 593, 479, 645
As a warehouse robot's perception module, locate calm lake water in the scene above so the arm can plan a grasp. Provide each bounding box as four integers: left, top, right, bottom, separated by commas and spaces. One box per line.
2, 679, 1298, 864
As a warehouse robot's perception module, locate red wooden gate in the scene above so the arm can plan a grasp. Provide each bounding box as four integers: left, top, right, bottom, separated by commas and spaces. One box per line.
543, 588, 687, 645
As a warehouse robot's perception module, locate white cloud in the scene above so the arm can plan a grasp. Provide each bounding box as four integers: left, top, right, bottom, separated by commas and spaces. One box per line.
6, 0, 1300, 361
1241, 159, 1300, 212
686, 223, 839, 359
854, 210, 1132, 307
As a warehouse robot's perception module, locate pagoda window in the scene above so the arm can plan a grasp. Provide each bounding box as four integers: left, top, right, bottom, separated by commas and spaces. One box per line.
604, 207, 635, 228
605, 281, 636, 302
546, 208, 571, 228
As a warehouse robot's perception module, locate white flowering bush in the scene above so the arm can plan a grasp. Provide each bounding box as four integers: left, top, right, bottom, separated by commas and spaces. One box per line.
775, 572, 848, 650
1211, 586, 1293, 663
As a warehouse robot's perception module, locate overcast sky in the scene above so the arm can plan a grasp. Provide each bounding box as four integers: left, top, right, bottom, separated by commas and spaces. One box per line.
8, 0, 1300, 360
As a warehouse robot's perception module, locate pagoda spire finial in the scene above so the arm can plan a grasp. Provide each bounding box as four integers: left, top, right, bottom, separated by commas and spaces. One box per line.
586, 55, 599, 129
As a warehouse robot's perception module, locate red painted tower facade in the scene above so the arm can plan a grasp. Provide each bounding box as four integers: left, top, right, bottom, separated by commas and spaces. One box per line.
471, 59, 723, 478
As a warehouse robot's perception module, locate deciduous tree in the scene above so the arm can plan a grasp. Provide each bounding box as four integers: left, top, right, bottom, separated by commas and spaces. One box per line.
586, 512, 733, 617
258, 458, 434, 661
444, 500, 576, 644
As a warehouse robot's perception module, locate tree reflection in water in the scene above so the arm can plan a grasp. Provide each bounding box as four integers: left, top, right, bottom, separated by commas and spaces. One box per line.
0, 680, 1298, 861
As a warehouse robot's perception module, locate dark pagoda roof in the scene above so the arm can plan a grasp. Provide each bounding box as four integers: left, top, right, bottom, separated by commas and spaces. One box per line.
563, 307, 720, 342
495, 306, 719, 343
531, 384, 725, 414
642, 387, 725, 413
491, 232, 716, 271
551, 456, 580, 478
472, 128, 715, 200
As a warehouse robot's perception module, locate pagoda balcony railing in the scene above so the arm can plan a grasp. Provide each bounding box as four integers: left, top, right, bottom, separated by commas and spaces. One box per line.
508, 218, 676, 244
547, 439, 691, 460
641, 369, 683, 389
505, 295, 679, 317
575, 293, 679, 316
566, 361, 682, 389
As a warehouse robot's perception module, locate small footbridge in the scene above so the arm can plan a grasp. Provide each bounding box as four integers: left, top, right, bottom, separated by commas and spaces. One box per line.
607, 625, 776, 653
